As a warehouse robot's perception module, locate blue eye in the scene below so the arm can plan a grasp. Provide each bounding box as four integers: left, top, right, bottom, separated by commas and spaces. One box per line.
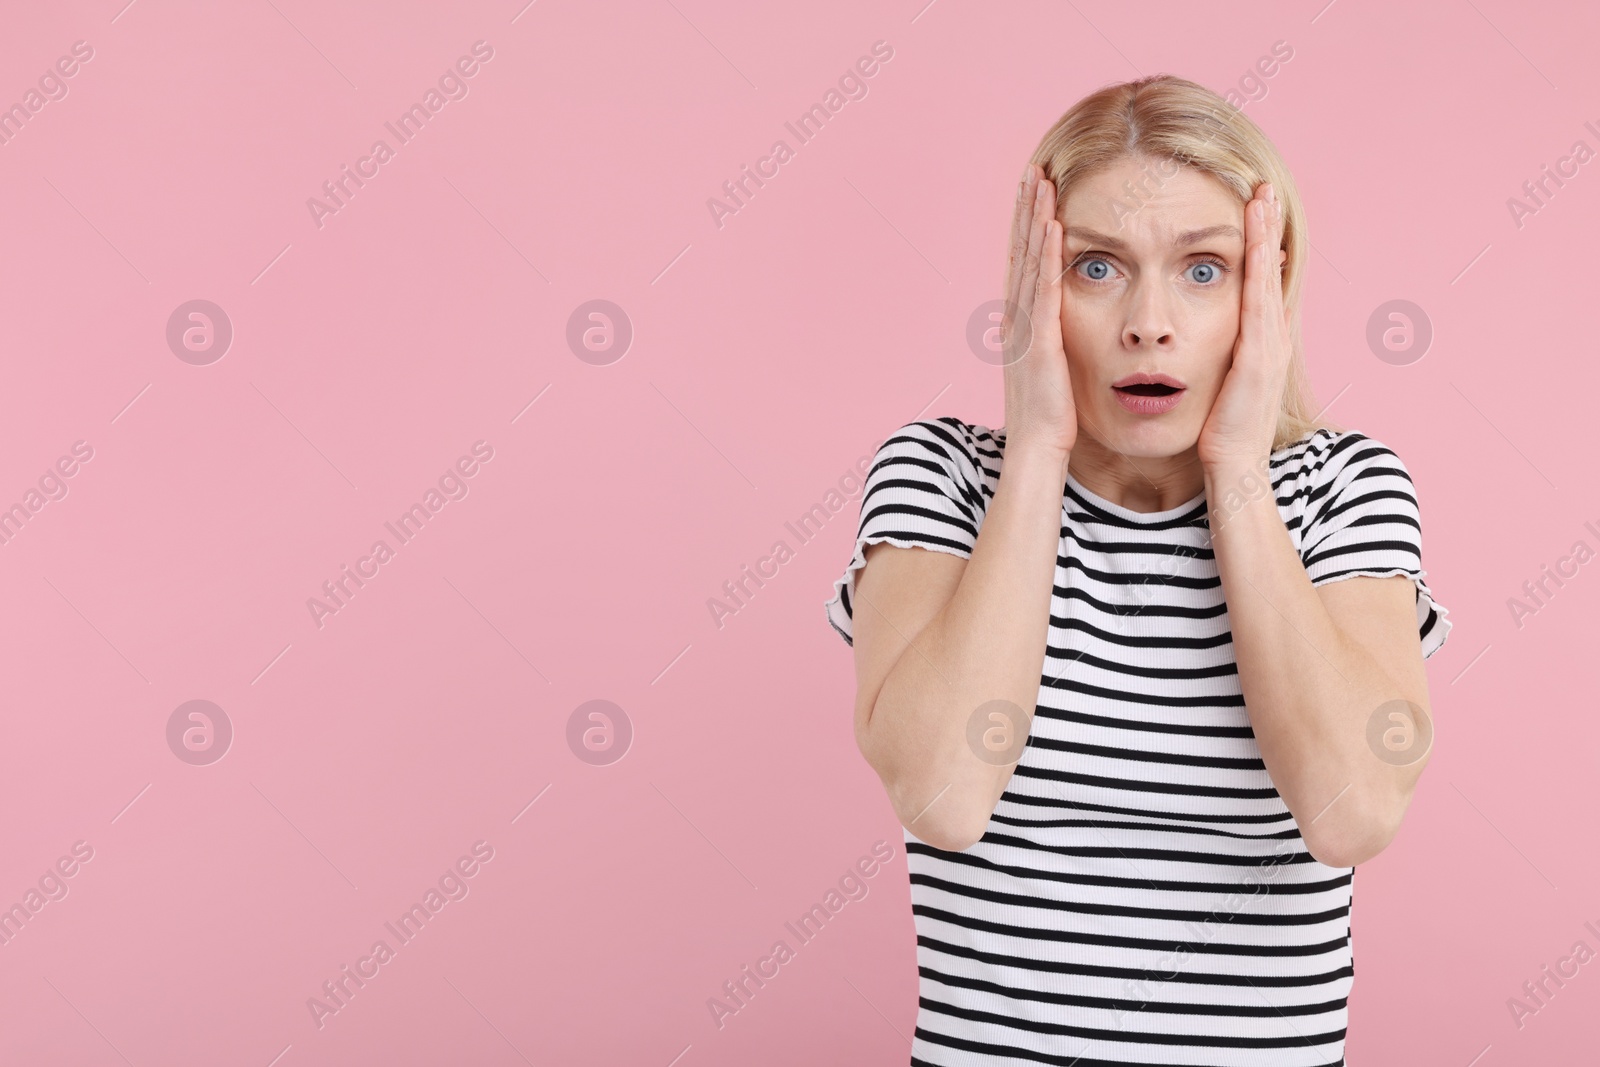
1071, 253, 1232, 286
1187, 256, 1231, 284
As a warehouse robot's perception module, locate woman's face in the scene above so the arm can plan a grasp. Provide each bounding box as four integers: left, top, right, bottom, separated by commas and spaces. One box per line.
1056, 156, 1250, 461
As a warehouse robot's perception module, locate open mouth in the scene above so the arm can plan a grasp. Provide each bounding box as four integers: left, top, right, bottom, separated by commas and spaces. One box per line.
1112, 376, 1187, 414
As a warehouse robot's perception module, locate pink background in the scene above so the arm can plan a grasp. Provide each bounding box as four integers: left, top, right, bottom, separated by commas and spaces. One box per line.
0, 0, 1595, 1063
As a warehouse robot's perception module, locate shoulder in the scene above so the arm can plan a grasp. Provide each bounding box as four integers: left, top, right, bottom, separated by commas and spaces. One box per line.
874, 416, 995, 462
1272, 427, 1417, 501
1272, 426, 1407, 472
870, 416, 1000, 483
859, 416, 1006, 522
825, 418, 997, 646
1265, 427, 1433, 567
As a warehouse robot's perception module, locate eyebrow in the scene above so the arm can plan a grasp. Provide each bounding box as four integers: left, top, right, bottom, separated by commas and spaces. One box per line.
1064, 224, 1243, 252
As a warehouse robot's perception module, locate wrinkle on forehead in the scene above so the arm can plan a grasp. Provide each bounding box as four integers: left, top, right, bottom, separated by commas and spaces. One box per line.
1062, 164, 1243, 251
1065, 223, 1242, 253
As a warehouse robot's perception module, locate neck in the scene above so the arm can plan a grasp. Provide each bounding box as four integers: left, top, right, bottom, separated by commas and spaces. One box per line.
1066, 437, 1205, 514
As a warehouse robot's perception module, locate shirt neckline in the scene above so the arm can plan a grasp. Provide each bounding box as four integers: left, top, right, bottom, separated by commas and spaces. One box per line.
992, 424, 1210, 525
1062, 469, 1209, 525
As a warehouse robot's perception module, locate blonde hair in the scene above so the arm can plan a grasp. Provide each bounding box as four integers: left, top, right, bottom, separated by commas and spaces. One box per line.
1028, 74, 1339, 452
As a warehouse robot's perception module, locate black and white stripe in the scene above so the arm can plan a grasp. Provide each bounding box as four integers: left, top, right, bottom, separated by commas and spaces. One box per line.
825, 417, 1450, 1066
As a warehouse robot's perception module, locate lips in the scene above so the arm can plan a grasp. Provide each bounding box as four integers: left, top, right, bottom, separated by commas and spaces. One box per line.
1111, 372, 1187, 395
1111, 372, 1187, 414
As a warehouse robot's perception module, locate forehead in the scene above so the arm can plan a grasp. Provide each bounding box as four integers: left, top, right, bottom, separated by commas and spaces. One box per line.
1059, 157, 1242, 250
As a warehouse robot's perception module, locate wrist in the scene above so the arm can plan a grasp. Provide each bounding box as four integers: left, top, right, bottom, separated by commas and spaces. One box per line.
1202, 452, 1271, 485
1007, 445, 1071, 490
1005, 436, 1071, 471
1204, 455, 1279, 533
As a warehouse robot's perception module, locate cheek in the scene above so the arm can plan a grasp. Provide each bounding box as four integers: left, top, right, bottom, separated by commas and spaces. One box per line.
1177, 287, 1239, 333
1214, 297, 1243, 338
1188, 300, 1241, 374
1059, 296, 1113, 352
1058, 307, 1111, 385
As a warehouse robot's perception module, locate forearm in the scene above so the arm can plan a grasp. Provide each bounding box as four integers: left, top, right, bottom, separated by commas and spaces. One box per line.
866, 442, 1069, 850
1205, 462, 1418, 867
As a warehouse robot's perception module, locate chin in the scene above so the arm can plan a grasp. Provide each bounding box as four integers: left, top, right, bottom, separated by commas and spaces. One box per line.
1096, 410, 1201, 459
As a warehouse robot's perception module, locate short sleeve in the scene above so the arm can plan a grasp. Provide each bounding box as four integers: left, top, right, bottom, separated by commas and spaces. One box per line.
1299, 433, 1452, 659
823, 418, 987, 647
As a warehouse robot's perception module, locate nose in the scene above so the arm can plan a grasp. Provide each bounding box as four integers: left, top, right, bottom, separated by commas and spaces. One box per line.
1124, 324, 1175, 348
1122, 280, 1177, 349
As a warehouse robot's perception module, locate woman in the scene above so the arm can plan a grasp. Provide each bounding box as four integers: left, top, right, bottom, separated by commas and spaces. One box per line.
824, 74, 1451, 1066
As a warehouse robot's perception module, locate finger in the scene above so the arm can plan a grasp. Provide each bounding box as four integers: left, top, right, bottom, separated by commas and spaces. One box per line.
1255, 186, 1276, 315
1016, 178, 1049, 330
1267, 189, 1288, 338
1007, 163, 1038, 305
1266, 183, 1285, 308
1037, 215, 1064, 344
1006, 168, 1027, 295
1238, 187, 1270, 367
1253, 184, 1292, 361
1274, 197, 1293, 350
1038, 178, 1064, 291
1034, 180, 1061, 322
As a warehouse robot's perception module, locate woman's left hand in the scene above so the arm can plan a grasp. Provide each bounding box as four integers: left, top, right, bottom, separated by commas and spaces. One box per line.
1196, 181, 1292, 471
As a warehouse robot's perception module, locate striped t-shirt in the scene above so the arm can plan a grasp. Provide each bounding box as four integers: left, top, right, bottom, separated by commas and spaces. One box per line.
824, 417, 1451, 1067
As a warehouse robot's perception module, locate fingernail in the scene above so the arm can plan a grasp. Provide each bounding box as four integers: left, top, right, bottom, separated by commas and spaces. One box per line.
1265, 182, 1276, 203
1021, 162, 1033, 183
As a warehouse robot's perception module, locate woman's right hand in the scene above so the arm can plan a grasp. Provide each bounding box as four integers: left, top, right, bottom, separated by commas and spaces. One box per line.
1001, 163, 1077, 460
